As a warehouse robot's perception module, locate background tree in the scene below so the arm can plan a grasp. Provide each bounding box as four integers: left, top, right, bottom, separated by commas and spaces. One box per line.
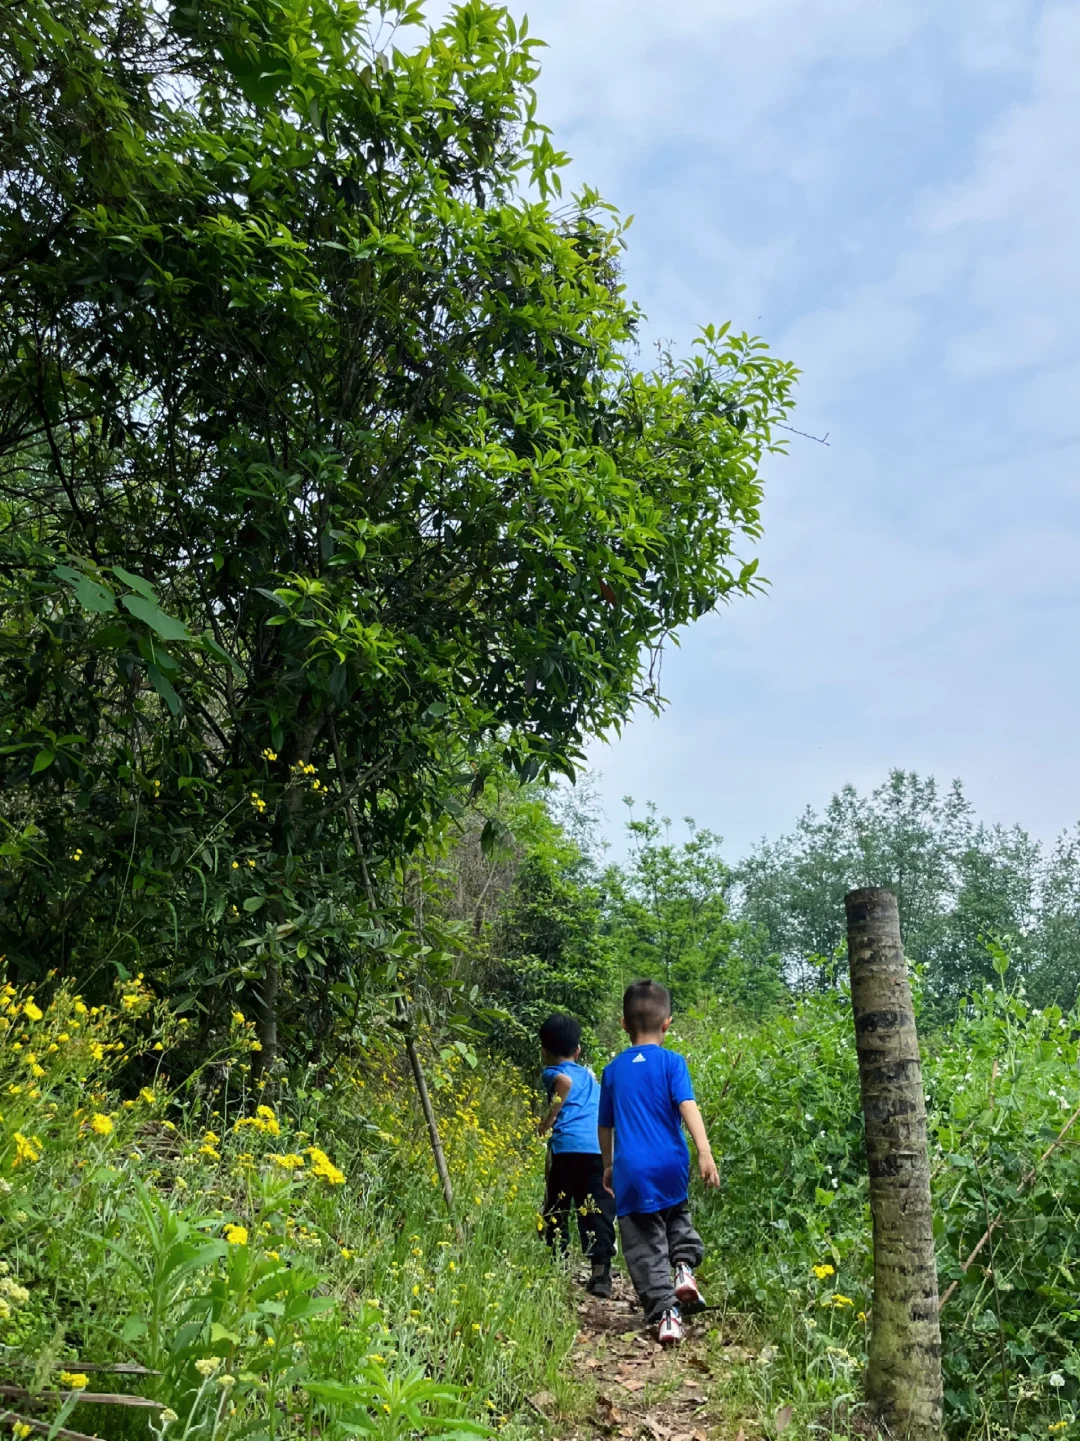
604, 801, 783, 1014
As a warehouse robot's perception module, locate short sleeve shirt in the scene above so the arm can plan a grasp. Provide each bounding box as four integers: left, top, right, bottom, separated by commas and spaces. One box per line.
598, 1044, 694, 1217
541, 1060, 602, 1155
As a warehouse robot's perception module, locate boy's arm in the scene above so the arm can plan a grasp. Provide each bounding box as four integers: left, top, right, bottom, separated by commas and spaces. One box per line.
679, 1099, 720, 1188
598, 1126, 614, 1195
537, 1072, 572, 1136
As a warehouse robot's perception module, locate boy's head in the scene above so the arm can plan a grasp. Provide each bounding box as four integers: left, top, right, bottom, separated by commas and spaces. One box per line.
621, 979, 673, 1042
539, 1012, 582, 1062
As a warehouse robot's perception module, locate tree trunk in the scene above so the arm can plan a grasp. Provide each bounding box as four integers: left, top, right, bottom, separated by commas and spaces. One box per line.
250, 954, 279, 1088
845, 887, 942, 1440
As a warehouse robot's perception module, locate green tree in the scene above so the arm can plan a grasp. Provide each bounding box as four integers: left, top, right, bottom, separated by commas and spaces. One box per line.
0, 0, 796, 1065
736, 770, 1041, 1008
605, 801, 782, 1013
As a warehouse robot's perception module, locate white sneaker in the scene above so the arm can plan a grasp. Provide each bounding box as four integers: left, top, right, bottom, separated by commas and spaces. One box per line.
674, 1263, 701, 1308
657, 1307, 684, 1346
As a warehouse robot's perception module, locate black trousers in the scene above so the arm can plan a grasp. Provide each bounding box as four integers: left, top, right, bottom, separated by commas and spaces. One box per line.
543, 1151, 617, 1263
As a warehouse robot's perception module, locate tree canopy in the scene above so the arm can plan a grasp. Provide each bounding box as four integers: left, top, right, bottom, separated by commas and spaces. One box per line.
0, 0, 796, 1064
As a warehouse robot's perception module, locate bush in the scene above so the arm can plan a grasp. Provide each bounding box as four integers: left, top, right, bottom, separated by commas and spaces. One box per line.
0, 979, 575, 1438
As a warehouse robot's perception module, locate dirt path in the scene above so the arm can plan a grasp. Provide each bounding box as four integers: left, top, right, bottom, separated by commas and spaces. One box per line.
532, 1272, 756, 1441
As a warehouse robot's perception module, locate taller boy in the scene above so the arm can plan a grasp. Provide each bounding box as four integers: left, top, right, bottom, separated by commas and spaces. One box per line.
598, 980, 720, 1345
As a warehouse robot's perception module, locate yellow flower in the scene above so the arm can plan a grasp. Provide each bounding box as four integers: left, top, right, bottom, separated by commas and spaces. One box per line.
831, 1294, 854, 1308
341, 1247, 353, 1260
306, 1146, 345, 1185
23, 999, 43, 1022
812, 1263, 835, 1280
90, 1113, 114, 1135
231, 1010, 245, 1025
266, 1250, 280, 1261
13, 1424, 33, 1439
857, 1311, 867, 1323
59, 1371, 89, 1389
224, 1223, 248, 1246
194, 1357, 221, 1378
12, 1132, 42, 1167
204, 1130, 220, 1144
74, 1001, 87, 1015
261, 748, 277, 761
256, 1104, 275, 1121
268, 1152, 305, 1170
139, 1088, 157, 1105
199, 1145, 221, 1159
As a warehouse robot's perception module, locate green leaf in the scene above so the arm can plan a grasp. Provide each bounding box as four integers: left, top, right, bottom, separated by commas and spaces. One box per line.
74, 576, 117, 612
111, 565, 157, 599
121, 593, 191, 641
243, 895, 265, 913
32, 749, 54, 774
147, 664, 182, 715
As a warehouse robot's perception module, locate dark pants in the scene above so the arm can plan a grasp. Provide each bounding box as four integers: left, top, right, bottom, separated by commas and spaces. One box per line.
543, 1152, 617, 1263
619, 1201, 704, 1322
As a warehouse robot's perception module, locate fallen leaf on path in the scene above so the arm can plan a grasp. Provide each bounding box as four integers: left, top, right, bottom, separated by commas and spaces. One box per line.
775, 1404, 793, 1433
734, 1429, 746, 1441
619, 1379, 646, 1394
692, 1430, 708, 1441
528, 1392, 555, 1414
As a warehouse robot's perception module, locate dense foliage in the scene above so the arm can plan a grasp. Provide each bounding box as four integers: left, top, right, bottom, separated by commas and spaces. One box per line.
0, 0, 794, 1067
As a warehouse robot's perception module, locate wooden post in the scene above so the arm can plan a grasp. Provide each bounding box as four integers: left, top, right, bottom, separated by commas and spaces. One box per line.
845, 887, 942, 1440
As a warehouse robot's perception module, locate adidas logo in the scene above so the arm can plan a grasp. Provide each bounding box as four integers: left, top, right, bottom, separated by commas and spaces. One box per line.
632, 1053, 647, 1063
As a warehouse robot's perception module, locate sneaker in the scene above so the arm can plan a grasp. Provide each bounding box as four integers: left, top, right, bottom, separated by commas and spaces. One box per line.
657, 1307, 683, 1347
586, 1261, 612, 1298
674, 1263, 701, 1309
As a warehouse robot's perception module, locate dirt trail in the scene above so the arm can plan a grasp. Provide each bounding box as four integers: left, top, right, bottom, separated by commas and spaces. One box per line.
532, 1271, 755, 1441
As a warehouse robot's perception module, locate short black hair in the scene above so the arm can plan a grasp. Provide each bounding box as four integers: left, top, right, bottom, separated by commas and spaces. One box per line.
539, 1013, 581, 1058
623, 980, 672, 1038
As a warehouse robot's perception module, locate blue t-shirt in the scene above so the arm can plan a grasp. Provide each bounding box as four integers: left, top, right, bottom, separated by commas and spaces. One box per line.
542, 1060, 602, 1155
598, 1044, 694, 1217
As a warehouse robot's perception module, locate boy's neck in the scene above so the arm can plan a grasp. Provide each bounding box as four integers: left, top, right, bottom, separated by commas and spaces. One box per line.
627, 1030, 667, 1048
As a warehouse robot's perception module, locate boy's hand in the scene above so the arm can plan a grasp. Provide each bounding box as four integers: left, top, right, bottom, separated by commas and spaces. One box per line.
699, 1151, 720, 1188
602, 1165, 614, 1196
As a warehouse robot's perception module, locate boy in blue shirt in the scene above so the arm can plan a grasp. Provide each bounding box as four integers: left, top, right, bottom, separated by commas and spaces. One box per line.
598, 980, 720, 1345
538, 1013, 617, 1297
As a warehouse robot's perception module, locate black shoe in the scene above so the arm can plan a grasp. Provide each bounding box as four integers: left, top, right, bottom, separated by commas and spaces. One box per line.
586, 1261, 612, 1298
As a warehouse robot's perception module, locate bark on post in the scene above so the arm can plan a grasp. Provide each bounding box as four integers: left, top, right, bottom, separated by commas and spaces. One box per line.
845, 887, 942, 1440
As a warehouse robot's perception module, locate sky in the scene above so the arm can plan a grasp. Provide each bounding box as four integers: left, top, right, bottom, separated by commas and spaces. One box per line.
516, 0, 1080, 858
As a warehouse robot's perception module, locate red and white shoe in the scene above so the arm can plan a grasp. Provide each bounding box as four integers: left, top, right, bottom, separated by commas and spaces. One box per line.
674, 1263, 701, 1308
657, 1307, 684, 1347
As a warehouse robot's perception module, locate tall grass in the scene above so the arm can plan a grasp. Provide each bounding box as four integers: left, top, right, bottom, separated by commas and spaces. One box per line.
0, 978, 578, 1439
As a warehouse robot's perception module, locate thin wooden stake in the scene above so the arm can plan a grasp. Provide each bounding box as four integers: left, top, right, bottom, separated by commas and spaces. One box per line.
328, 718, 463, 1245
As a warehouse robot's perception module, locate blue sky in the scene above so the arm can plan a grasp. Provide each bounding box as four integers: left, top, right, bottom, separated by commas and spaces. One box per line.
520, 0, 1080, 857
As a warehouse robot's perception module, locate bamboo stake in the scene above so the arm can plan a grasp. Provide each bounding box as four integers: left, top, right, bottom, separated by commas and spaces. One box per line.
329, 718, 463, 1244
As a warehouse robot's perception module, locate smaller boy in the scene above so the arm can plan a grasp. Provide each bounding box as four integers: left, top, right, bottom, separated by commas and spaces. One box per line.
598, 980, 720, 1345
538, 1013, 617, 1297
